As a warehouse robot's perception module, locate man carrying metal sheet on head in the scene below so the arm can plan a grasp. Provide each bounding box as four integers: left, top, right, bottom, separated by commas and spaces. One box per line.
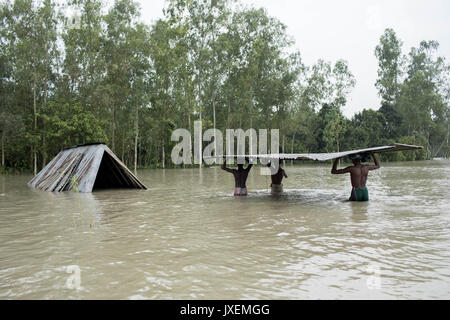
331, 152, 380, 201
221, 157, 253, 196
267, 162, 288, 195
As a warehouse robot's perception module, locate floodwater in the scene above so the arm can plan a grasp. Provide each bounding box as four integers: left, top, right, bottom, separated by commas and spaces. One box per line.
0, 160, 449, 300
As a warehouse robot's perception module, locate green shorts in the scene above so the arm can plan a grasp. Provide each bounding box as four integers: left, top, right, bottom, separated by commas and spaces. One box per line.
349, 187, 369, 202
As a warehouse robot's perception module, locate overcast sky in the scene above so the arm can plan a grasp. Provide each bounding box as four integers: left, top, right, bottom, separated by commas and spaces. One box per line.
132, 0, 450, 118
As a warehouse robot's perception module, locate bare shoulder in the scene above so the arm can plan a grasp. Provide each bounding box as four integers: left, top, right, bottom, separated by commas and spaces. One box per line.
365, 164, 380, 171
342, 166, 354, 173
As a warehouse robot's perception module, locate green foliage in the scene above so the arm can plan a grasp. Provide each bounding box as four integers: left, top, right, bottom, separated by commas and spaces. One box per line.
70, 175, 79, 193
375, 28, 403, 106
0, 1, 449, 173
375, 31, 449, 159
315, 103, 347, 153
40, 102, 108, 149
396, 135, 427, 161
348, 110, 386, 148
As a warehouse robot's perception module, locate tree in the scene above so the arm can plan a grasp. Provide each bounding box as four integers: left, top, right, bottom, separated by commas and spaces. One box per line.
299, 59, 355, 112
348, 109, 386, 148
317, 103, 347, 153
40, 102, 107, 152
379, 103, 401, 140
62, 0, 106, 115
397, 40, 448, 158
375, 28, 403, 106
103, 0, 151, 165
2, 1, 449, 172
3, 0, 60, 174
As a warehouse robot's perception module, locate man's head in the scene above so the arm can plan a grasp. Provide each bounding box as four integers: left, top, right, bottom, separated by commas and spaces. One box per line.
237, 164, 244, 171
267, 161, 282, 170
349, 152, 370, 165
349, 154, 361, 165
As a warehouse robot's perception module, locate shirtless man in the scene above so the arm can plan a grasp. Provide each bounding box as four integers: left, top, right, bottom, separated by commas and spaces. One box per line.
221, 158, 253, 196
267, 162, 288, 194
331, 152, 380, 201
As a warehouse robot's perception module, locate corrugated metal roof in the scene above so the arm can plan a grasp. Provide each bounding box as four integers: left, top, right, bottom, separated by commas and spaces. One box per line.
205, 143, 423, 161
28, 144, 147, 193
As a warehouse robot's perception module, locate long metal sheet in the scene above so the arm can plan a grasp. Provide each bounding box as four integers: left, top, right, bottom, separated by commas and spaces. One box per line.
204, 143, 423, 161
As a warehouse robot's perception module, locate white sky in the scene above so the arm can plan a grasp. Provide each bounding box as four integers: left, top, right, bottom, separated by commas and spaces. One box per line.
132, 0, 450, 118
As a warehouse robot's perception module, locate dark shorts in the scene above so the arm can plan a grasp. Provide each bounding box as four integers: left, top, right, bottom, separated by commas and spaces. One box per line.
350, 187, 369, 202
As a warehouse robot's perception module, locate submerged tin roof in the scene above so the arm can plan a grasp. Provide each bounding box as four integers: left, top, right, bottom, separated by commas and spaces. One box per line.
28, 144, 147, 193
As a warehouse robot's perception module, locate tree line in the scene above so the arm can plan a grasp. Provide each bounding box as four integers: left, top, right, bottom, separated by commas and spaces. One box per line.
0, 0, 449, 174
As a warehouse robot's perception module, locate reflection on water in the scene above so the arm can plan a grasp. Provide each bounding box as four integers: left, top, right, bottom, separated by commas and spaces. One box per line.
0, 160, 449, 299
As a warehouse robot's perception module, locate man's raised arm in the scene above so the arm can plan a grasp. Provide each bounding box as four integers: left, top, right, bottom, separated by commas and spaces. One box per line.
221, 159, 235, 173
244, 157, 253, 171
221, 159, 233, 172
367, 152, 380, 171
331, 158, 352, 174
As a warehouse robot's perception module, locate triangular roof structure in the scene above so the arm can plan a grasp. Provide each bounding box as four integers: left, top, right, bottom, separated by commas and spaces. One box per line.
28, 143, 147, 193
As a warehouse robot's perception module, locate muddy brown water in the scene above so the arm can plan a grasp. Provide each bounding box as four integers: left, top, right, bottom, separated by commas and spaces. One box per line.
0, 160, 449, 299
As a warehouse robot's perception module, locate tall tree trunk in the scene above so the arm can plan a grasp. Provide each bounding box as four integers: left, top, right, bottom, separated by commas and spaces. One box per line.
112, 105, 116, 152
134, 107, 138, 175
337, 137, 340, 166
121, 132, 125, 163
337, 136, 340, 153
227, 102, 230, 129
33, 78, 37, 176
42, 78, 47, 168
291, 130, 297, 166
447, 122, 449, 158
1, 130, 4, 167
42, 122, 46, 168
162, 140, 165, 169
139, 138, 142, 168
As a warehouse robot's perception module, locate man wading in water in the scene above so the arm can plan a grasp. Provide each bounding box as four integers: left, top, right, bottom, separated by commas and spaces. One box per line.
331, 152, 380, 201
222, 158, 253, 196
267, 162, 288, 194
